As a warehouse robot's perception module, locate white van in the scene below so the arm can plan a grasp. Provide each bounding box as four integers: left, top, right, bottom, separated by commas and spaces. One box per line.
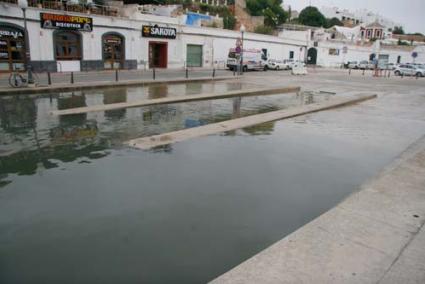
226, 48, 267, 72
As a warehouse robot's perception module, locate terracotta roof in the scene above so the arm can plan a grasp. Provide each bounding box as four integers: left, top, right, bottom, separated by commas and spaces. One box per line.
365, 21, 385, 29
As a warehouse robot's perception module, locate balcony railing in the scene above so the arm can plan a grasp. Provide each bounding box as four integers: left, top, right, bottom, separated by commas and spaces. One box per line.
0, 0, 119, 17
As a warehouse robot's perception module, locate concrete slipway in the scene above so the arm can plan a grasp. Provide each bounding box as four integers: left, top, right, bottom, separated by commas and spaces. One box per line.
208, 95, 425, 284
210, 133, 425, 283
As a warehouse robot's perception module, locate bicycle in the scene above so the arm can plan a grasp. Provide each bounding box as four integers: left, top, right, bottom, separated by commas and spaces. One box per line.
8, 66, 39, 88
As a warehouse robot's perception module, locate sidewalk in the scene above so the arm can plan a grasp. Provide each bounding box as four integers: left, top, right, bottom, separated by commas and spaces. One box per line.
0, 68, 238, 95
0, 68, 235, 90
210, 134, 425, 284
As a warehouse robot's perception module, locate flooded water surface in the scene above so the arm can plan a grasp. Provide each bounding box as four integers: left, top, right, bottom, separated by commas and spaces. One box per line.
0, 81, 418, 283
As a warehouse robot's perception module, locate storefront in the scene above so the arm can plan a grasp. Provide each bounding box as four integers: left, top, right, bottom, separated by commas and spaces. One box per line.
186, 44, 203, 67
142, 25, 176, 69
102, 33, 124, 69
0, 23, 26, 72
42, 12, 92, 72
148, 42, 167, 68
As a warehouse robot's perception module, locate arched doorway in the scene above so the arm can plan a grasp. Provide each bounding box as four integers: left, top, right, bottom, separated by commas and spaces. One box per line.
307, 48, 317, 65
0, 23, 26, 72
369, 53, 376, 61
54, 30, 82, 72
102, 33, 125, 69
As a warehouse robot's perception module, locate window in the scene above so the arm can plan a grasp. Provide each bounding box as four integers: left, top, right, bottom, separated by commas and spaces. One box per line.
289, 51, 294, 59
54, 31, 81, 60
329, 48, 340, 56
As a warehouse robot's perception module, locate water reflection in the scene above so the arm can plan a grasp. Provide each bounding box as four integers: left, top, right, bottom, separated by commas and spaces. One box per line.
0, 83, 329, 186
104, 88, 127, 119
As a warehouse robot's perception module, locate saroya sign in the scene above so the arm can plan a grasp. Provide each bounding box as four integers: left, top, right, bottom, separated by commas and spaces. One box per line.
142, 25, 177, 39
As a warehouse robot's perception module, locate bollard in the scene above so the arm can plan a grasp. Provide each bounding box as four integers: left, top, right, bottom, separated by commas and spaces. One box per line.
362, 69, 365, 76
153, 68, 156, 80
401, 72, 404, 79
233, 68, 236, 76
349, 68, 351, 75
115, 69, 119, 82
212, 68, 216, 78
185, 68, 188, 79
47, 71, 52, 85
388, 70, 391, 78
416, 73, 419, 80
71, 72, 74, 84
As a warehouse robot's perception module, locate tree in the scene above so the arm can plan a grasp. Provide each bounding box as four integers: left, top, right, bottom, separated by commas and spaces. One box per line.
298, 6, 326, 27
325, 17, 343, 28
123, 0, 166, 4
246, 0, 288, 28
393, 26, 405, 35
254, 25, 274, 35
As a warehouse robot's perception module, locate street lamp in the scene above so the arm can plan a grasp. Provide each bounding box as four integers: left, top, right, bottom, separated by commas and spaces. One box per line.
18, 0, 34, 85
239, 24, 246, 75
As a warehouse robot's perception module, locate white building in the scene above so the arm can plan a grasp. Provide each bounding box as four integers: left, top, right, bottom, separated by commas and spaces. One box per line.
320, 6, 399, 32
0, 1, 308, 73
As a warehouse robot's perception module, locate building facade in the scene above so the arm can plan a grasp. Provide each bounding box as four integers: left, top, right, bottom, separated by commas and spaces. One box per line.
0, 2, 307, 73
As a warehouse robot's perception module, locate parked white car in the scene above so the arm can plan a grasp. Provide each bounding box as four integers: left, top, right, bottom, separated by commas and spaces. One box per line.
284, 60, 305, 70
394, 64, 425, 77
267, 59, 290, 70
358, 60, 375, 70
347, 61, 359, 69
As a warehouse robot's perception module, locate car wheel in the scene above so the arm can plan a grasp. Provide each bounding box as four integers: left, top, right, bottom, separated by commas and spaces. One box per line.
395, 70, 401, 76
276, 66, 280, 70
416, 72, 423, 77
263, 65, 268, 71
243, 66, 248, 72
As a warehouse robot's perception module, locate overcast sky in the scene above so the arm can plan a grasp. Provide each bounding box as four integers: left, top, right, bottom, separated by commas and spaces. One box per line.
284, 0, 425, 34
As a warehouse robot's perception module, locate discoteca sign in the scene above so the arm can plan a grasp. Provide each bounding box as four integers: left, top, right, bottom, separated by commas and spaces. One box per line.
40, 13, 93, 32
142, 25, 177, 39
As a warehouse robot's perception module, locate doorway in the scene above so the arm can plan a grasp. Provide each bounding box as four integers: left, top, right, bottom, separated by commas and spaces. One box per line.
149, 42, 168, 68
186, 44, 202, 67
0, 24, 26, 72
307, 48, 317, 65
103, 33, 124, 69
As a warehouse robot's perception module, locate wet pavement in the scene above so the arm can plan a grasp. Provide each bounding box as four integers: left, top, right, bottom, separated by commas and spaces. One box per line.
1, 70, 425, 283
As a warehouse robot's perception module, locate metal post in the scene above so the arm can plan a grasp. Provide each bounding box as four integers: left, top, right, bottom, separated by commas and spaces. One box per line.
185, 68, 188, 79
71, 72, 74, 84
349, 68, 351, 75
22, 8, 34, 85
115, 69, 119, 82
233, 68, 236, 76
47, 71, 51, 85
240, 31, 244, 75
153, 68, 156, 80
362, 69, 365, 76
212, 68, 216, 78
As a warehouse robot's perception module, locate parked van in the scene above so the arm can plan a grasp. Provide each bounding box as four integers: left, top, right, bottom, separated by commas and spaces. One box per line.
227, 48, 267, 72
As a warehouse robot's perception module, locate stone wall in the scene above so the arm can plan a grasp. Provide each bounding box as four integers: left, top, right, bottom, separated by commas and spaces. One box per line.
234, 0, 264, 32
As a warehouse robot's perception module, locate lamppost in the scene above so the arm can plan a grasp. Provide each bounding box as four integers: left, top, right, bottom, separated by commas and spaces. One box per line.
239, 24, 245, 75
18, 0, 34, 85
